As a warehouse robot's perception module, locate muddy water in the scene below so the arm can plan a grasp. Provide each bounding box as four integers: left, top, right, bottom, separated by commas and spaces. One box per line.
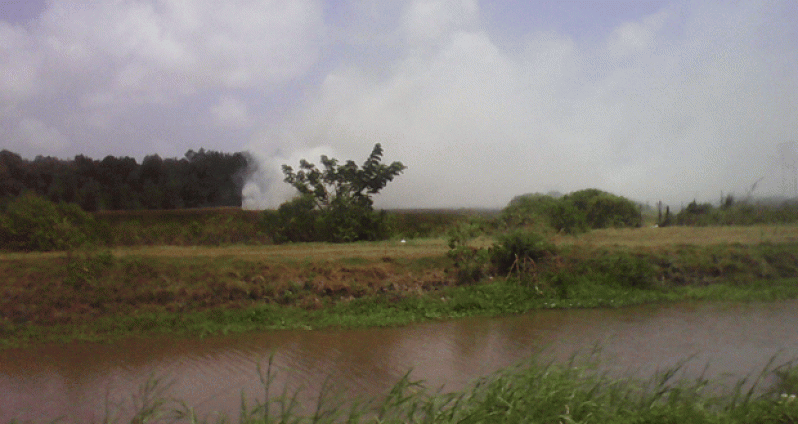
2, 300, 798, 422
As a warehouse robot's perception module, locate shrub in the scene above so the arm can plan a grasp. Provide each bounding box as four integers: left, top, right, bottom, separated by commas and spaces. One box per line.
0, 193, 97, 251
548, 199, 588, 234
675, 201, 716, 226
500, 194, 559, 229
500, 189, 641, 234
491, 230, 556, 275
446, 221, 490, 284
564, 189, 641, 229
262, 194, 393, 244
263, 194, 319, 243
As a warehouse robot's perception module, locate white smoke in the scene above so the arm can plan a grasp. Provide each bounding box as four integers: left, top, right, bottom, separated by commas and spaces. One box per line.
242, 145, 337, 210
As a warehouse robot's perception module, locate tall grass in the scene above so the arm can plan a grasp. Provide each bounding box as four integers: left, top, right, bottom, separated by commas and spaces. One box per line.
18, 353, 798, 424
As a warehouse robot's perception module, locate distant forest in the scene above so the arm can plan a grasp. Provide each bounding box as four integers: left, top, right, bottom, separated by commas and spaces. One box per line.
0, 149, 250, 211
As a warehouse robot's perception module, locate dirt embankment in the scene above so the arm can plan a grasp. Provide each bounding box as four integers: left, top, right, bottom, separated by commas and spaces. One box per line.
0, 251, 452, 328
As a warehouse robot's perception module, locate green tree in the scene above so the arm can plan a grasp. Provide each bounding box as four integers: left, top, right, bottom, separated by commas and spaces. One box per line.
278, 144, 406, 242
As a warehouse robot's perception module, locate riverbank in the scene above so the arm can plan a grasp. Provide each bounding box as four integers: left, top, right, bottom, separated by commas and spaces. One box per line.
2, 226, 798, 348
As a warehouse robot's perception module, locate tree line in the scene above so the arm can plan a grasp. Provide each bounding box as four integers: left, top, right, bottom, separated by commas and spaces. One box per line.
0, 149, 250, 211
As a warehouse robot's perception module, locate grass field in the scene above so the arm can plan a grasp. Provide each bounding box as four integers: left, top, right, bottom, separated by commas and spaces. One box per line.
4, 224, 797, 262
554, 224, 798, 247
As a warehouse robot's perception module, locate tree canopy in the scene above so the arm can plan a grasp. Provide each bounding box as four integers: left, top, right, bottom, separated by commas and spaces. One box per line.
281, 143, 406, 210
0, 149, 250, 211
267, 144, 406, 243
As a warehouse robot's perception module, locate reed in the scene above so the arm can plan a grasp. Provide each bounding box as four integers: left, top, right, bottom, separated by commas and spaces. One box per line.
16, 353, 797, 423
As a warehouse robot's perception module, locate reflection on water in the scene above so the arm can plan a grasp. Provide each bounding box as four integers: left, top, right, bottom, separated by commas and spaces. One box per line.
2, 300, 798, 422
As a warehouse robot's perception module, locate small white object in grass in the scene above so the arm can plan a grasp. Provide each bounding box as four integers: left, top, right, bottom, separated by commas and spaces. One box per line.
400, 239, 406, 244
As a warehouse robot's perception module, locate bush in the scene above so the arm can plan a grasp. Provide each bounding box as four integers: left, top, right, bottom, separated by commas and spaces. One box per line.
0, 193, 97, 251
500, 194, 560, 229
675, 201, 716, 226
263, 194, 394, 244
262, 194, 319, 243
500, 189, 641, 234
548, 199, 588, 234
675, 200, 798, 227
564, 189, 641, 229
446, 221, 490, 284
491, 230, 556, 275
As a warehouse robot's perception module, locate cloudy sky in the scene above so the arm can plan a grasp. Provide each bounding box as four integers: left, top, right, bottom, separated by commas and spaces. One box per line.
1, 1, 797, 209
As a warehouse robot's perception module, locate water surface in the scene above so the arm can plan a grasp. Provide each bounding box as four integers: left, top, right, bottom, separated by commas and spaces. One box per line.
2, 300, 797, 422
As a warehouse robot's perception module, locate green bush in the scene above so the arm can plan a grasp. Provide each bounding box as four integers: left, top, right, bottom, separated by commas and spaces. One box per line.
446, 221, 491, 284
263, 194, 393, 244
548, 199, 588, 234
500, 194, 559, 229
0, 193, 97, 251
491, 230, 556, 275
262, 194, 319, 243
564, 189, 642, 229
500, 189, 641, 234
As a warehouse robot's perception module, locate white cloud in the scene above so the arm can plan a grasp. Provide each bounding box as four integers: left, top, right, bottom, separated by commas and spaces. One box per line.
2, 0, 325, 110
247, 1, 798, 208
0, 23, 41, 101
211, 96, 250, 129
13, 118, 69, 152
0, 0, 326, 158
402, 0, 479, 44
606, 10, 669, 57
1, 0, 796, 209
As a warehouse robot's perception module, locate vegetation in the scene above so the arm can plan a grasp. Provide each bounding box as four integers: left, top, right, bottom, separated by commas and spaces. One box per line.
264, 144, 406, 243
6, 146, 798, 422
19, 353, 798, 423
501, 189, 641, 234
677, 197, 798, 226
4, 230, 798, 347
0, 148, 249, 211
0, 192, 99, 251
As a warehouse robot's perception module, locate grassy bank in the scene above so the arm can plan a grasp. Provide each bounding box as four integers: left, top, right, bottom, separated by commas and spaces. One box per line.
3, 225, 798, 347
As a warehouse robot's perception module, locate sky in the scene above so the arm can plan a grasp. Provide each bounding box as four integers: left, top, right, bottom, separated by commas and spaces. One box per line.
1, 0, 797, 209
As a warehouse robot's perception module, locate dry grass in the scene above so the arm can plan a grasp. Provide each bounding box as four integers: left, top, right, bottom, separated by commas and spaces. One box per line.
0, 239, 452, 262
554, 224, 798, 248
3, 225, 798, 263
112, 240, 452, 261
